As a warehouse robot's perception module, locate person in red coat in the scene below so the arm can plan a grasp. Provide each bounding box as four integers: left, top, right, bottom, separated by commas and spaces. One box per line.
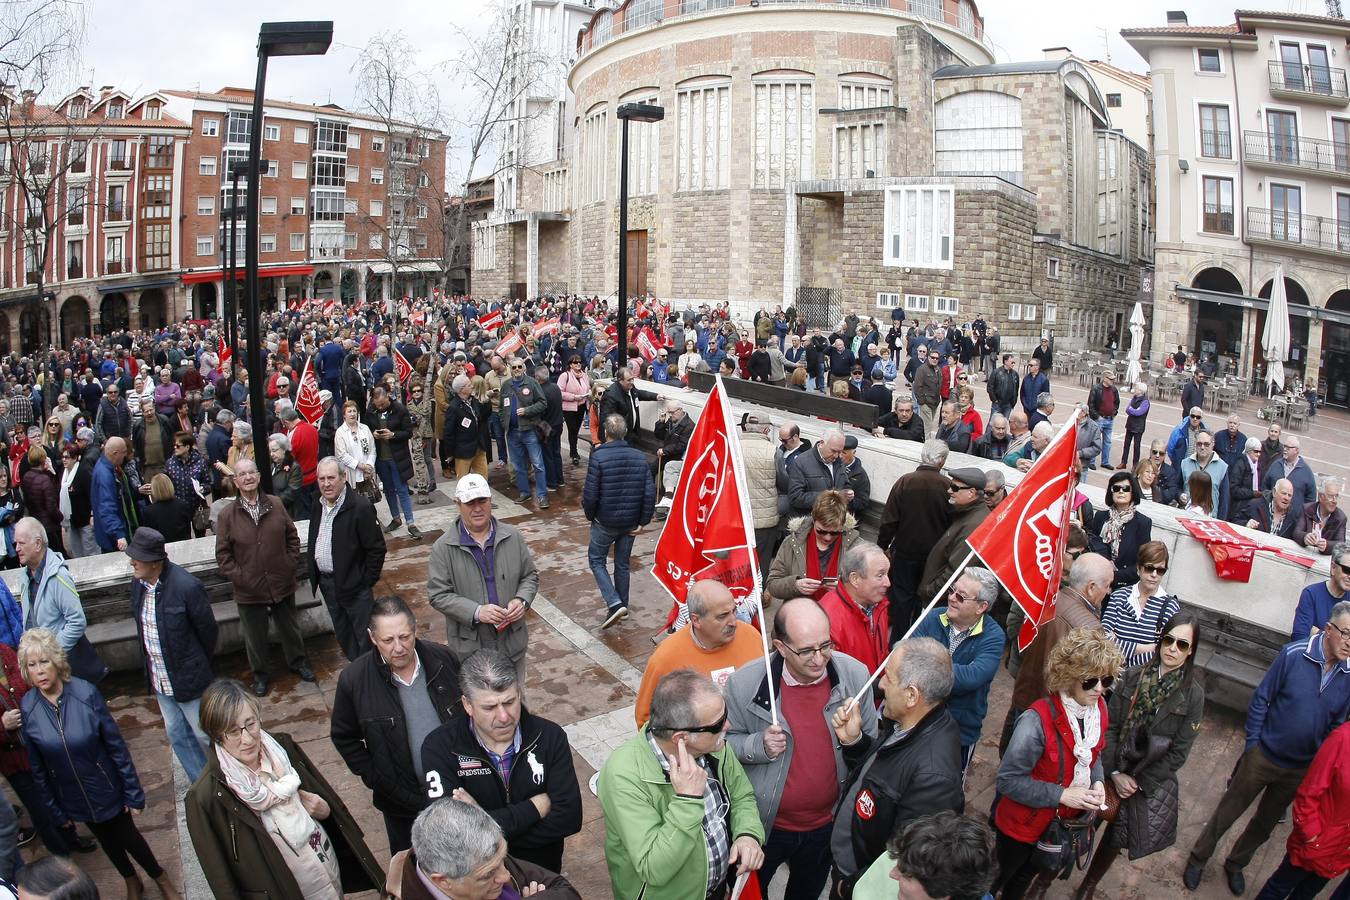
817, 542, 891, 673
1254, 720, 1350, 899
734, 332, 755, 380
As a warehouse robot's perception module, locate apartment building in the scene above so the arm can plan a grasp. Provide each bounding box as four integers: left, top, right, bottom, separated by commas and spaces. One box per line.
1124, 9, 1350, 406
0, 86, 191, 353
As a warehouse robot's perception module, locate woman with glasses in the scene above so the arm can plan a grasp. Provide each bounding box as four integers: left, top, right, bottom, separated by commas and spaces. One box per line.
186, 678, 382, 900
1090, 471, 1153, 588
956, 385, 984, 441
766, 490, 861, 602
40, 417, 63, 466
1075, 612, 1204, 899
165, 432, 209, 538
558, 355, 591, 465
59, 443, 95, 557
992, 629, 1124, 900
1100, 542, 1180, 669
1133, 459, 1161, 503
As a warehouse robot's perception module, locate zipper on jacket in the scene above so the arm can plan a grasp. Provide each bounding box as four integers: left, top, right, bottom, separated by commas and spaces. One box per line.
51, 697, 98, 820
230, 819, 238, 862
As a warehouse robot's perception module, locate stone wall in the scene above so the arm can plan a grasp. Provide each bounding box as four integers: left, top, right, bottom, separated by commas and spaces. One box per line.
670, 193, 732, 301
537, 221, 571, 294
1031, 237, 1139, 352
471, 222, 515, 299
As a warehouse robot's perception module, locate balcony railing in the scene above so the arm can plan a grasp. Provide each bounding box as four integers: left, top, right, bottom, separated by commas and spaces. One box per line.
67, 262, 82, 279
1243, 129, 1350, 176
1268, 60, 1349, 100
109, 157, 129, 171
105, 259, 124, 275
1200, 128, 1232, 159
1247, 206, 1350, 254
105, 206, 125, 223
1203, 205, 1235, 235
67, 211, 84, 226
69, 158, 86, 174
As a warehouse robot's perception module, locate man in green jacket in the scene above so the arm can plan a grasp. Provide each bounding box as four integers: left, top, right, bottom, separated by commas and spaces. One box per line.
599, 669, 766, 899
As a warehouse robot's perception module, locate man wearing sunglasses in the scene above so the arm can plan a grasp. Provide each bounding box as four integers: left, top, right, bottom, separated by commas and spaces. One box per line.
1292, 542, 1350, 642
1166, 406, 1209, 474
1180, 429, 1230, 520
600, 669, 765, 900
1185, 601, 1350, 895
919, 467, 990, 606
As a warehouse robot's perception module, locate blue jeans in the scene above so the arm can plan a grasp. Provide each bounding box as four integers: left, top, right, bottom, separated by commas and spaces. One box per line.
760, 823, 832, 900
589, 521, 635, 610
489, 412, 509, 464
506, 427, 547, 500
376, 457, 415, 523
990, 402, 1013, 421
1098, 417, 1115, 465
154, 692, 208, 783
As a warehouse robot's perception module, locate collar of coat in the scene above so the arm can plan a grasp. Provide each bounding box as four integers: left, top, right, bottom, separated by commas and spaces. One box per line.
752, 652, 842, 714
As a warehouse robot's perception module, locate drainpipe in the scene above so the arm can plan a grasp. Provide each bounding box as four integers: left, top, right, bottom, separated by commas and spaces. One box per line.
1229, 35, 1257, 381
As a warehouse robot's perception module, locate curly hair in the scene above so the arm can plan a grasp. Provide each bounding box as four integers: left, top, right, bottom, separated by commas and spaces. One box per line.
1044, 628, 1124, 694
18, 629, 71, 686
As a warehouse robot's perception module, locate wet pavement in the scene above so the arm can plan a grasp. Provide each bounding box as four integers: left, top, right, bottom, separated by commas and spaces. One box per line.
33, 443, 1331, 899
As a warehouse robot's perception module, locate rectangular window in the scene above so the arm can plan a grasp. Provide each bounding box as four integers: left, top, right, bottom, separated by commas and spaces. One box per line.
1106, 93, 1122, 108
263, 123, 280, 141
418, 171, 430, 188
291, 197, 305, 215
1266, 109, 1299, 165
1009, 303, 1022, 320
876, 292, 899, 309
315, 120, 348, 153
834, 122, 886, 179
146, 135, 173, 169
1197, 48, 1221, 72
312, 191, 346, 222
348, 132, 360, 150
108, 139, 128, 169
66, 239, 83, 278
346, 165, 359, 182
582, 108, 608, 203
66, 185, 86, 224
416, 204, 428, 219
196, 235, 213, 256
260, 233, 276, 253
1047, 257, 1060, 278
291, 161, 306, 179
904, 293, 929, 312
1202, 175, 1234, 234
372, 136, 385, 153
201, 118, 219, 137
200, 156, 217, 176
343, 198, 358, 215
266, 159, 279, 178
884, 185, 954, 269
144, 223, 170, 270
260, 197, 277, 215
226, 111, 252, 145
370, 199, 384, 217
1198, 104, 1232, 158
143, 175, 171, 218
294, 126, 310, 144
313, 154, 345, 187
752, 80, 814, 189
369, 234, 383, 250
105, 235, 123, 268
839, 81, 892, 110
626, 95, 660, 197
934, 296, 960, 315
289, 233, 305, 251
1337, 192, 1350, 251
344, 232, 357, 250
1024, 305, 1037, 321
415, 232, 428, 249
198, 196, 214, 215
371, 167, 384, 185
106, 185, 125, 221
1270, 183, 1302, 241
68, 140, 86, 174
676, 83, 730, 191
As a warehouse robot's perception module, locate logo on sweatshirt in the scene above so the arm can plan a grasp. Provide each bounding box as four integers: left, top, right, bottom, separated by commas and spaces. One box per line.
855, 789, 876, 821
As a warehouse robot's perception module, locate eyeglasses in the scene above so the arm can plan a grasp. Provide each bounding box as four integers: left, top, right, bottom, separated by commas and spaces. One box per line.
1141, 564, 1167, 575
781, 640, 834, 660
1160, 634, 1192, 652
1081, 675, 1116, 691
221, 717, 261, 743
1066, 548, 1084, 560
1190, 415, 1202, 421
1326, 620, 1350, 643
983, 489, 1001, 499
1333, 560, 1350, 576
947, 483, 974, 493
948, 586, 979, 604
1150, 449, 1165, 457
815, 527, 845, 537
680, 710, 728, 735
1110, 484, 1133, 494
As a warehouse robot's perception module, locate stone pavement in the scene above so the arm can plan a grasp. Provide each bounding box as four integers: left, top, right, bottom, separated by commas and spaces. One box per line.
32, 450, 1328, 899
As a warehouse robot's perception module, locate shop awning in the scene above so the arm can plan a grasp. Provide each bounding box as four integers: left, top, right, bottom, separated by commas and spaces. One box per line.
96, 277, 178, 295
1177, 286, 1350, 328
180, 264, 315, 285
367, 260, 443, 275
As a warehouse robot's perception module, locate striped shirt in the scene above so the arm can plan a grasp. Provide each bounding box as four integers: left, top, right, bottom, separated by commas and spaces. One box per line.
139, 579, 173, 695
1101, 585, 1180, 668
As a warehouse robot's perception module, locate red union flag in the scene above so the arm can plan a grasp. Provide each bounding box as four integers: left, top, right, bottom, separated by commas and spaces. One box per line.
496, 331, 524, 357
296, 357, 324, 424
652, 377, 763, 630
635, 327, 659, 361
534, 317, 560, 336
967, 418, 1078, 650
394, 348, 413, 384
1178, 517, 1315, 581
478, 309, 504, 331
217, 337, 232, 377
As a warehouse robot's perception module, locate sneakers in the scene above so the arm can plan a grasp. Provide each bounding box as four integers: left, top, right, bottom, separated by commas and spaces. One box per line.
538, 496, 550, 509
384, 519, 403, 534
407, 524, 423, 540
517, 491, 531, 503
601, 605, 629, 629
16, 826, 35, 847
656, 495, 673, 509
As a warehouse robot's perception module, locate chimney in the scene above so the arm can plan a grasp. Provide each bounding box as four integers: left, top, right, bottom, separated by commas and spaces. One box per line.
20, 90, 35, 115
99, 85, 114, 99
1166, 10, 1188, 26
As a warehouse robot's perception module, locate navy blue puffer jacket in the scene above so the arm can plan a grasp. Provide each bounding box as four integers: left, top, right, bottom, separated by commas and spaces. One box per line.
22, 677, 145, 824
583, 440, 655, 530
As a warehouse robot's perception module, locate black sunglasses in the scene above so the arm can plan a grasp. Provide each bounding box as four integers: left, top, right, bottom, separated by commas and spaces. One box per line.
1110, 484, 1133, 493
680, 709, 728, 735
815, 527, 845, 537
1081, 675, 1115, 691
1334, 561, 1350, 576
1160, 634, 1192, 652
1141, 563, 1167, 575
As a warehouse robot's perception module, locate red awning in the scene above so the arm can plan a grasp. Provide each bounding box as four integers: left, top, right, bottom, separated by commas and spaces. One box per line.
181, 264, 315, 285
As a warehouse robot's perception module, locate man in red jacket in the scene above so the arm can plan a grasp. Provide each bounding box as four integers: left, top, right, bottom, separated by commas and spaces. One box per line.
280, 406, 318, 518
818, 542, 891, 673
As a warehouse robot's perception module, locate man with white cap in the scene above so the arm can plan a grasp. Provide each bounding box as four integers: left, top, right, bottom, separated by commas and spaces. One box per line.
316, 388, 339, 460
428, 474, 539, 682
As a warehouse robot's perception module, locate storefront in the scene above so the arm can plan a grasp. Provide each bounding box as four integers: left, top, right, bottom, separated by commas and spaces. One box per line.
1319, 290, 1350, 408
180, 264, 316, 317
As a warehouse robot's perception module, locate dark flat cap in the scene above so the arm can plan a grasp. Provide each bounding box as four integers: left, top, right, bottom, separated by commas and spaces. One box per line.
946, 466, 987, 490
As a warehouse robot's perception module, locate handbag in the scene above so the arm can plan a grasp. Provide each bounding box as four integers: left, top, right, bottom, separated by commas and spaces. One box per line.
1033, 703, 1099, 876
1099, 779, 1122, 824
67, 634, 108, 684
358, 475, 382, 505
535, 419, 552, 440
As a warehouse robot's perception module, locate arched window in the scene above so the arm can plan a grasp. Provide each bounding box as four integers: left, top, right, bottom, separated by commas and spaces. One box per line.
934, 91, 1024, 185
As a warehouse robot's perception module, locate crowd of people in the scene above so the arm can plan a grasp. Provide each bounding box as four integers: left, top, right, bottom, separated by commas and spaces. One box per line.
0, 294, 1341, 900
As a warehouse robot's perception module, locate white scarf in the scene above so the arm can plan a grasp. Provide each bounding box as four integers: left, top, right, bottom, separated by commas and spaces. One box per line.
1057, 693, 1102, 788
216, 731, 316, 852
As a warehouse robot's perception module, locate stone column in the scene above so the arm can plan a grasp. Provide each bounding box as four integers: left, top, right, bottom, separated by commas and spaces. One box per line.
782, 188, 799, 312
356, 266, 367, 303
1305, 317, 1324, 388
526, 214, 539, 301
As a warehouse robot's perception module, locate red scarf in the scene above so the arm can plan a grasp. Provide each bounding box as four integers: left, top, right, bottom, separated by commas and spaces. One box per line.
804, 528, 843, 599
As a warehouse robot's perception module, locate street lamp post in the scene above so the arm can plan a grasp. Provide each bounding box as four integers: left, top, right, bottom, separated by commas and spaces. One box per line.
245, 20, 333, 492
615, 102, 663, 369
224, 160, 250, 369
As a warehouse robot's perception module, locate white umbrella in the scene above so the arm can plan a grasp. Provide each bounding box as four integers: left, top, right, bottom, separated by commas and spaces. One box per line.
1263, 267, 1291, 396
1124, 301, 1145, 386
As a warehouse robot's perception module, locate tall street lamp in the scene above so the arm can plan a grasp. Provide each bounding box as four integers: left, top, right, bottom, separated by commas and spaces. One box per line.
615, 102, 663, 368
245, 20, 333, 492
224, 159, 250, 369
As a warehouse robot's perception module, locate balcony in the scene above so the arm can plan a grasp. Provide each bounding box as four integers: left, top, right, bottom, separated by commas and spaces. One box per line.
1246, 206, 1350, 257
108, 158, 129, 172
67, 212, 84, 226
105, 259, 124, 276
1199, 129, 1232, 160
1243, 130, 1350, 182
1203, 205, 1235, 236
1268, 60, 1349, 105
105, 206, 125, 223
67, 262, 82, 279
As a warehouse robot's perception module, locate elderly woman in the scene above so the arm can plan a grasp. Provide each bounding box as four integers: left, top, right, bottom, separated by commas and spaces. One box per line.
1133, 459, 1161, 504
153, 368, 182, 418
766, 490, 862, 602
214, 420, 255, 498
442, 374, 489, 478
138, 473, 193, 544
406, 369, 437, 500
1090, 470, 1154, 587
185, 678, 382, 900
1100, 541, 1181, 669
1075, 612, 1205, 899
334, 400, 379, 500
992, 628, 1124, 900
19, 446, 63, 555
1120, 382, 1150, 470
59, 442, 94, 557
268, 433, 304, 517
19, 629, 180, 900
558, 355, 591, 465
165, 431, 209, 536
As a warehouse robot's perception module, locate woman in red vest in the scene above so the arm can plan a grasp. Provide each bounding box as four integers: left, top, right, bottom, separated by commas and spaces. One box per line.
992, 628, 1125, 900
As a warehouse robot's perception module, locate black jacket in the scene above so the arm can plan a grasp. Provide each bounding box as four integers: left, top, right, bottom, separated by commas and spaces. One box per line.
540, 381, 564, 431
139, 498, 193, 544
1103, 665, 1205, 795
131, 413, 174, 468
987, 366, 1020, 406
1246, 492, 1302, 540
876, 412, 925, 443
442, 395, 489, 460
130, 561, 218, 701
599, 382, 657, 436
1088, 509, 1153, 587
65, 455, 94, 528
971, 431, 1010, 461
330, 640, 463, 818
420, 708, 583, 872
835, 705, 964, 885
1227, 453, 1262, 523
363, 399, 415, 483
307, 488, 387, 598
653, 413, 694, 461
861, 383, 893, 417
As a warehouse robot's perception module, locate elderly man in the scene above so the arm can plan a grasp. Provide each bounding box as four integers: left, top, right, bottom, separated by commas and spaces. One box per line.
877, 440, 951, 638
840, 435, 871, 516
1073, 403, 1103, 469
874, 397, 925, 443
787, 429, 849, 516
393, 798, 581, 899
1292, 475, 1346, 555
1215, 413, 1250, 469
131, 398, 173, 482
309, 456, 388, 662
205, 409, 234, 497
216, 457, 313, 696
1246, 478, 1302, 540
725, 598, 878, 900
914, 567, 1004, 769
1292, 541, 1350, 642
500, 358, 551, 508
987, 353, 1020, 421
971, 414, 1010, 460
427, 474, 538, 682
819, 543, 892, 673
1185, 601, 1350, 895
1228, 437, 1265, 524
331, 596, 463, 853
1180, 429, 1230, 519
90, 436, 138, 553
128, 527, 216, 782
1087, 370, 1120, 469
1004, 421, 1053, 472
1019, 357, 1049, 419
94, 382, 131, 441
14, 517, 98, 680
1167, 407, 1209, 472
776, 423, 813, 519
600, 669, 765, 900
1028, 392, 1055, 431
829, 637, 964, 897
653, 400, 694, 507
912, 348, 942, 437
919, 467, 991, 605
984, 468, 1007, 509
584, 415, 656, 628
1263, 434, 1318, 508
634, 579, 765, 726
420, 649, 581, 872
934, 401, 972, 454
599, 367, 662, 438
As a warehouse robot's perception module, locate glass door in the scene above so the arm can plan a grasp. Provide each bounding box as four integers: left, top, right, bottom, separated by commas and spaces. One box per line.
1281, 42, 1305, 89
1271, 184, 1302, 243
1334, 118, 1350, 172
1267, 110, 1299, 164
1339, 193, 1350, 251
1308, 45, 1332, 94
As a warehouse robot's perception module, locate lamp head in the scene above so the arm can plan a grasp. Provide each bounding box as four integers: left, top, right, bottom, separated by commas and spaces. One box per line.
258, 21, 334, 57
617, 102, 665, 123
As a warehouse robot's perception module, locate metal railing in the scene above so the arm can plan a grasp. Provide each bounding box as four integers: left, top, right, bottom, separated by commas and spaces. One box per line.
1267, 60, 1348, 100
1202, 206, 1235, 235
105, 259, 124, 275
1246, 206, 1350, 254
67, 262, 82, 279
1243, 129, 1350, 175
1200, 128, 1232, 159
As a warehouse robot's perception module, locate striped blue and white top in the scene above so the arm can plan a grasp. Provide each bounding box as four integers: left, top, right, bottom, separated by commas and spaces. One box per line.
1101, 584, 1181, 669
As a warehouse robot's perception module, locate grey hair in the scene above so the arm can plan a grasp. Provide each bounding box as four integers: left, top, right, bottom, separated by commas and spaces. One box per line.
1032, 421, 1055, 440
647, 669, 719, 737
985, 467, 1006, 490
963, 567, 999, 608
269, 433, 291, 453
232, 421, 253, 441
1331, 600, 1350, 623
1318, 475, 1344, 496
895, 637, 954, 704
1036, 391, 1054, 410
1331, 541, 1350, 565
451, 374, 470, 393
459, 648, 519, 699
278, 405, 299, 422
1244, 437, 1262, 453
989, 414, 1008, 430
920, 439, 949, 467
411, 799, 504, 880
215, 409, 235, 425
840, 541, 885, 583
1068, 553, 1111, 592
940, 401, 957, 415
317, 455, 341, 475
603, 414, 628, 441
233, 457, 259, 476
686, 579, 727, 618
1133, 382, 1148, 396
14, 516, 45, 547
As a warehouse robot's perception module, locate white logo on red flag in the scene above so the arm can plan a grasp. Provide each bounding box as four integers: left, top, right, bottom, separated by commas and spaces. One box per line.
966, 418, 1079, 650
534, 317, 560, 336
217, 338, 232, 378
478, 310, 504, 331
635, 328, 658, 362
496, 331, 524, 357
296, 357, 323, 424
394, 348, 413, 384
1177, 517, 1315, 581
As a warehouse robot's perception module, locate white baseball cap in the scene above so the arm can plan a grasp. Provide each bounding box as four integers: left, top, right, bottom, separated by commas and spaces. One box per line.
454, 474, 492, 503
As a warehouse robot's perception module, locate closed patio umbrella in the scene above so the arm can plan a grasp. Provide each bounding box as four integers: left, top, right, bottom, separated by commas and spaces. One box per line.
1263, 267, 1291, 396
1125, 301, 1145, 386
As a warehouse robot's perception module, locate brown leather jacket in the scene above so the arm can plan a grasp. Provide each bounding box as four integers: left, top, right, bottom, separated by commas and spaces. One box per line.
213, 493, 300, 604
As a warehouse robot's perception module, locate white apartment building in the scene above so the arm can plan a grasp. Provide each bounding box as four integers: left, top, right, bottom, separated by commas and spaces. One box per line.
1124, 9, 1350, 407
1043, 47, 1153, 150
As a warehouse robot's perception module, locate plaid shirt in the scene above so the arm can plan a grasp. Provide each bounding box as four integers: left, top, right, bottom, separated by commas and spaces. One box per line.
7, 394, 31, 427
647, 732, 730, 898
471, 721, 521, 785
138, 579, 172, 695
314, 487, 346, 574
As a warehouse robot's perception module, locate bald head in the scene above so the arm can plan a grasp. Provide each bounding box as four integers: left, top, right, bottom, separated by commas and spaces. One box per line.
773, 597, 830, 647
103, 436, 127, 465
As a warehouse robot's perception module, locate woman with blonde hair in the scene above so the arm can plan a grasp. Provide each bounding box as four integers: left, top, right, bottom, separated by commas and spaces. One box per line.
139, 473, 193, 543
1133, 458, 1161, 503
215, 421, 255, 498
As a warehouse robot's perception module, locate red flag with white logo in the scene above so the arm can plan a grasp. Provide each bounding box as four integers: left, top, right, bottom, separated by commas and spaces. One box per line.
411, 308, 427, 327
394, 348, 413, 384
478, 309, 504, 332
496, 331, 524, 357
966, 417, 1078, 650
636, 328, 658, 361
217, 338, 232, 378
534, 317, 560, 336
296, 357, 323, 424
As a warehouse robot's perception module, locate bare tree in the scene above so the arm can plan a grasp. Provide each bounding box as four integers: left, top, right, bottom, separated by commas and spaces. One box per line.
0, 0, 84, 88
